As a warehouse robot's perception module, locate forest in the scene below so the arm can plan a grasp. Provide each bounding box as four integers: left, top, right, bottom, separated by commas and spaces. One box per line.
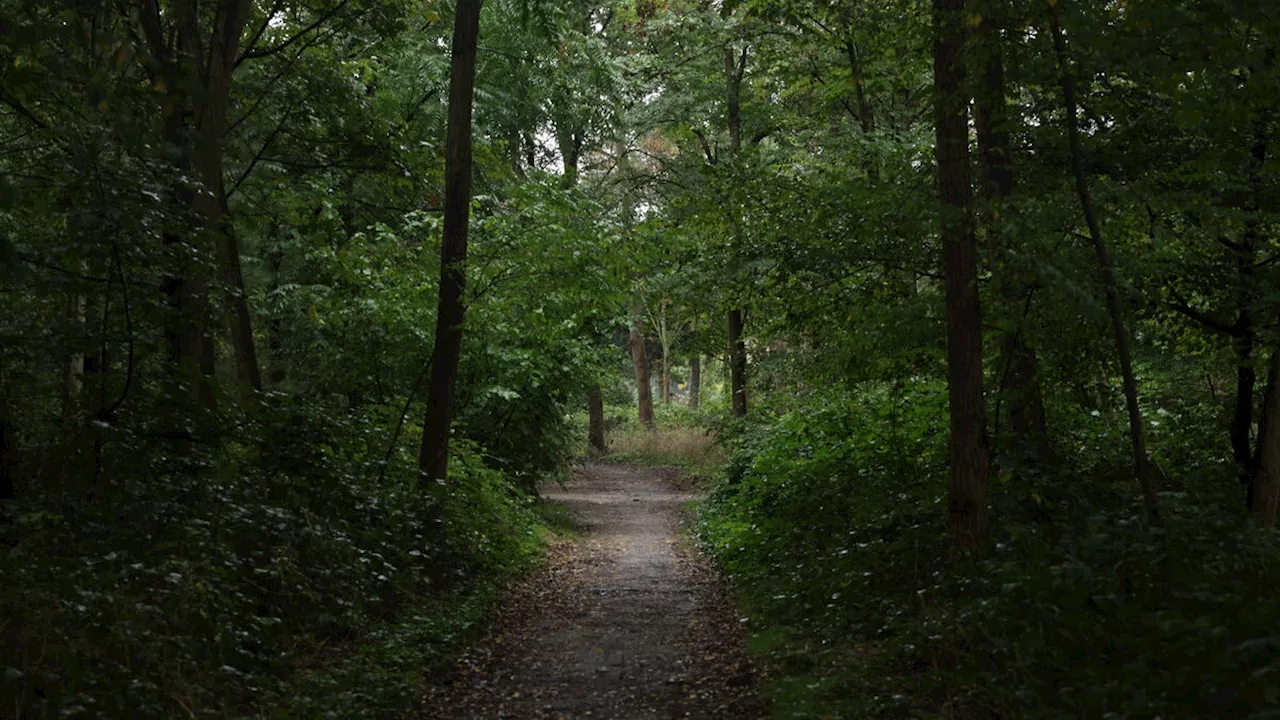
1, 0, 1278, 717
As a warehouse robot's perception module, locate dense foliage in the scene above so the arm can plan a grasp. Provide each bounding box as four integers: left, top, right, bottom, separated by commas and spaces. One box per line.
3, 0, 1279, 717
1, 1, 624, 716
702, 389, 1280, 717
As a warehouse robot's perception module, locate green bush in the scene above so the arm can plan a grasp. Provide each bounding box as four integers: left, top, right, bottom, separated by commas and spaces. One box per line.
0, 401, 540, 719
700, 388, 1280, 719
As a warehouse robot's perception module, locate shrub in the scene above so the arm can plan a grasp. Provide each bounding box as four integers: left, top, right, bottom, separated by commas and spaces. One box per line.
700, 387, 1280, 718
0, 400, 539, 719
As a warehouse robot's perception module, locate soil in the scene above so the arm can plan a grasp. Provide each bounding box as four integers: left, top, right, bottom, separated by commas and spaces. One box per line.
422, 462, 765, 719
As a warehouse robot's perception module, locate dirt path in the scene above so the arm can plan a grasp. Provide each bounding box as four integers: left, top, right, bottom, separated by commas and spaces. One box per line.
422, 463, 764, 719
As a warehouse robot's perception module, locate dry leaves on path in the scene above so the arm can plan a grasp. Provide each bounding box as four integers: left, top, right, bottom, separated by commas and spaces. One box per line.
421, 463, 764, 720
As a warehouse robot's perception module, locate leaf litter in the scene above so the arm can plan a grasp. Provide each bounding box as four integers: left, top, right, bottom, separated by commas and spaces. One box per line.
421, 463, 764, 719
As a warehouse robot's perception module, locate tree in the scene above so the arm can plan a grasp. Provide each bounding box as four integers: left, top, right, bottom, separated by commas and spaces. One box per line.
934, 0, 991, 547
1254, 351, 1280, 525
137, 0, 262, 404
1048, 2, 1159, 527
419, 0, 485, 483
725, 42, 749, 417
630, 300, 656, 429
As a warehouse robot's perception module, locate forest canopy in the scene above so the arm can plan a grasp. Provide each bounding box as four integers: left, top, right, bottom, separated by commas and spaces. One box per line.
2, 0, 1279, 717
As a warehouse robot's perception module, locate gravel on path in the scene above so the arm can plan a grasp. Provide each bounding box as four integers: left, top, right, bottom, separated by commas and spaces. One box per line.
421, 462, 764, 720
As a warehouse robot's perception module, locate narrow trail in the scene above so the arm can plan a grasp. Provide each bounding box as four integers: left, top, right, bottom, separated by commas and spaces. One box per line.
423, 463, 764, 719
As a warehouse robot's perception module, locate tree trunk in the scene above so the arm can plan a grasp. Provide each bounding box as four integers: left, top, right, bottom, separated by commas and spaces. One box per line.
62, 277, 87, 430
728, 309, 747, 417
934, 0, 991, 548
190, 0, 260, 399
159, 108, 215, 412
725, 45, 748, 418
1239, 53, 1272, 494
418, 0, 484, 483
659, 300, 671, 405
1050, 5, 1159, 526
631, 305, 655, 429
974, 5, 1053, 465
587, 384, 606, 453
689, 353, 701, 410
1253, 349, 1280, 525
142, 0, 254, 411
1233, 329, 1257, 484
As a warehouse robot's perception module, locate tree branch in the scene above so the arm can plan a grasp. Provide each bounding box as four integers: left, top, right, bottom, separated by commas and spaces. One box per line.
1166, 289, 1239, 336
235, 0, 353, 67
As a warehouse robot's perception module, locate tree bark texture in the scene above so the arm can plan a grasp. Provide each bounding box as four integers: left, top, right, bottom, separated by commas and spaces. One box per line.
63, 278, 87, 430
631, 306, 655, 429
658, 301, 671, 405
419, 0, 484, 482
192, 0, 260, 399
140, 0, 259, 408
728, 309, 747, 417
934, 0, 991, 548
1050, 5, 1159, 526
1254, 351, 1280, 525
689, 354, 701, 410
587, 384, 606, 453
1241, 55, 1272, 496
725, 45, 748, 418
156, 79, 213, 410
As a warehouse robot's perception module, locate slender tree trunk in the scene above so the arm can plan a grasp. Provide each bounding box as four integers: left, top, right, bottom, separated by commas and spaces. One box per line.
659, 301, 671, 405
1049, 6, 1159, 526
1240, 53, 1273, 497
63, 276, 87, 430
630, 302, 655, 429
1245, 49, 1276, 513
974, 5, 1052, 465
725, 45, 748, 418
1233, 327, 1257, 484
418, 0, 484, 482
690, 354, 701, 410
935, 0, 991, 548
1253, 351, 1280, 524
587, 384, 606, 453
728, 309, 747, 416
143, 0, 253, 411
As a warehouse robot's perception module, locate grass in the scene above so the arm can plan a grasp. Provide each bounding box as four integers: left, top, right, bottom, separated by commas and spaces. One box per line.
606, 424, 726, 473
535, 499, 583, 539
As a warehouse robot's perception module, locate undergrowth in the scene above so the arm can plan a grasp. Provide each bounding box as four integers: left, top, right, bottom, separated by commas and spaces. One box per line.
697, 385, 1280, 719
1, 400, 543, 719
575, 402, 727, 475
